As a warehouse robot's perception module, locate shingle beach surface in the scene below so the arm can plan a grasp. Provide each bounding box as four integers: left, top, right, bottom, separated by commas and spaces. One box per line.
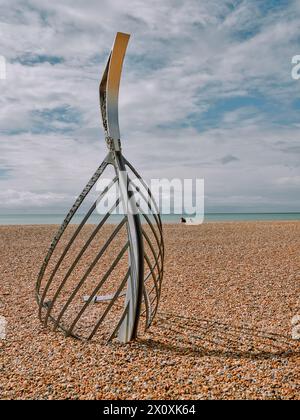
0, 222, 299, 400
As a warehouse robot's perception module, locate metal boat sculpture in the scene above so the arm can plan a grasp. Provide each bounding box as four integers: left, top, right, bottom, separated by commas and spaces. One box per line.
36, 32, 164, 343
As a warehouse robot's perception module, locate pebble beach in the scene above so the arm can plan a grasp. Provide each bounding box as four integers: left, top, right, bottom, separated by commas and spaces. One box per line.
0, 221, 299, 400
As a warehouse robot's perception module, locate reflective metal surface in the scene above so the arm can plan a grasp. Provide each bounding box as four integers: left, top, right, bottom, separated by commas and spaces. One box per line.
36, 32, 164, 343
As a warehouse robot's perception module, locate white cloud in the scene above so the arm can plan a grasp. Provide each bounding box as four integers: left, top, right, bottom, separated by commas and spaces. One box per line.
0, 0, 299, 213
0, 189, 69, 208
276, 176, 300, 187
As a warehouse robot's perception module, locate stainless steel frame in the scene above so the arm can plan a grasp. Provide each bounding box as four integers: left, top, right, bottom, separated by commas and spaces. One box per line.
36, 32, 164, 343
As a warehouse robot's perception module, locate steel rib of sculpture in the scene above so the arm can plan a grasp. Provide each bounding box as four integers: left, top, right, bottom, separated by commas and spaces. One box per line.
35, 32, 164, 343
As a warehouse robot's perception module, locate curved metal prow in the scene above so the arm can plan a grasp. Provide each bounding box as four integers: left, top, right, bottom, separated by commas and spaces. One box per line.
100, 32, 130, 151
99, 32, 146, 343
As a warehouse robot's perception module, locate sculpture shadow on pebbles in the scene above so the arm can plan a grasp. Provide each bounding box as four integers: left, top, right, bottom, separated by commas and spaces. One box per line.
142, 313, 300, 361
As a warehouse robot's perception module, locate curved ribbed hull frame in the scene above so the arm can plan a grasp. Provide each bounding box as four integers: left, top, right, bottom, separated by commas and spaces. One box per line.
36, 32, 164, 343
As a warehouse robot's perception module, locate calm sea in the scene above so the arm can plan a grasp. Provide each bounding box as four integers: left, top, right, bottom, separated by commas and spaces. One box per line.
0, 213, 299, 225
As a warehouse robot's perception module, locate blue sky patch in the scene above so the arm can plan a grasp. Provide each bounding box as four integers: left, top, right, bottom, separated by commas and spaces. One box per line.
30, 105, 82, 134
14, 54, 64, 66
258, 0, 291, 14
0, 167, 11, 179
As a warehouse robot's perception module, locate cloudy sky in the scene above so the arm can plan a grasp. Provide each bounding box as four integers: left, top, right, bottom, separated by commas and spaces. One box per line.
0, 0, 299, 214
